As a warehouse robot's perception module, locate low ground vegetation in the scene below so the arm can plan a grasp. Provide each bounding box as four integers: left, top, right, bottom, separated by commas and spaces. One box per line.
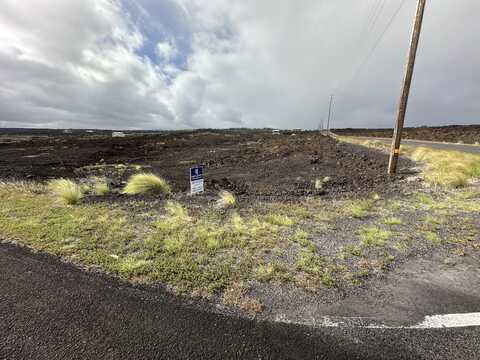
339, 136, 480, 188
123, 173, 171, 195
47, 179, 84, 205
1, 131, 479, 313
92, 179, 110, 196
1, 178, 478, 312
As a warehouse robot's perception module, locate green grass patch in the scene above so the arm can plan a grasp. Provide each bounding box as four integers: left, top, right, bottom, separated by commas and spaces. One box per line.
342, 244, 364, 257
345, 199, 374, 219
358, 226, 392, 247
265, 213, 295, 227
296, 252, 335, 286
255, 262, 290, 283
424, 231, 441, 244
383, 217, 403, 226
0, 184, 285, 294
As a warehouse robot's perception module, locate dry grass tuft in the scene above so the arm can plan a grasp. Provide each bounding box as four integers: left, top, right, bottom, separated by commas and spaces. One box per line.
410, 148, 480, 188
48, 179, 83, 205
217, 190, 236, 208
91, 178, 110, 196
123, 173, 171, 195
0, 181, 46, 194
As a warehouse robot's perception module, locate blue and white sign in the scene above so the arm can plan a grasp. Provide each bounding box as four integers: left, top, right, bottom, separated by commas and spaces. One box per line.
190, 166, 204, 195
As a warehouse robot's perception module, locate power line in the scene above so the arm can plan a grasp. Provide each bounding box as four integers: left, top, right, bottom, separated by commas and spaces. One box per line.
368, 0, 387, 34
341, 0, 408, 92
348, 0, 384, 84
366, 0, 384, 30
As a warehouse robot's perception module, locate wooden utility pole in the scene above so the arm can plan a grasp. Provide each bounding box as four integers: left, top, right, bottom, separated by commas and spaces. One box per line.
327, 94, 334, 134
388, 0, 427, 174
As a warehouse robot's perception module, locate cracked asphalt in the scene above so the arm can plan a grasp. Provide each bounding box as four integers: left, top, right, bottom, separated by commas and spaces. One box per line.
1, 243, 479, 360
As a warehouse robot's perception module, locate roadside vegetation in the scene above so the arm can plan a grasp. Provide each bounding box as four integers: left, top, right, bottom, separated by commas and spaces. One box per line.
123, 173, 171, 195
410, 147, 480, 187
92, 179, 110, 196
1, 177, 479, 313
216, 190, 236, 208
48, 179, 84, 205
0, 135, 479, 313
339, 136, 480, 188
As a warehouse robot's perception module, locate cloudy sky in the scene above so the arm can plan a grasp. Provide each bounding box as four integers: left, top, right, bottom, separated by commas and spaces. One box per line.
0, 0, 478, 130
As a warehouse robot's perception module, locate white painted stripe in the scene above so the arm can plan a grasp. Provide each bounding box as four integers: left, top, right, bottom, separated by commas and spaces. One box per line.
276, 313, 480, 329
412, 313, 480, 329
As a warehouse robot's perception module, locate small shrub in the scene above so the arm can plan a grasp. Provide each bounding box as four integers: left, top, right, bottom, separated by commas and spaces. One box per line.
123, 173, 171, 195
48, 179, 83, 205
217, 191, 236, 208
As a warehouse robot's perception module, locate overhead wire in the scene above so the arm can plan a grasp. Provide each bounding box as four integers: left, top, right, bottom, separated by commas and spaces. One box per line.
336, 0, 408, 94
368, 0, 387, 34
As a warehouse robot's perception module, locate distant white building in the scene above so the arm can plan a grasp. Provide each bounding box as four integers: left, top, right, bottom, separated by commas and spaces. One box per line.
112, 131, 126, 138
63, 129, 73, 134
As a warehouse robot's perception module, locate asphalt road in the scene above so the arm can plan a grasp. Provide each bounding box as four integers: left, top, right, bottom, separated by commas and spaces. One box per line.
350, 136, 480, 154
1, 243, 479, 360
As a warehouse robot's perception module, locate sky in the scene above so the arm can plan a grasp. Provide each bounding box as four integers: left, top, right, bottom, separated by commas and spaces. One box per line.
0, 0, 478, 130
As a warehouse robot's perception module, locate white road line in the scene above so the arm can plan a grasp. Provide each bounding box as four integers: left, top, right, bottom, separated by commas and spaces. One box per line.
276, 313, 480, 329
412, 313, 480, 329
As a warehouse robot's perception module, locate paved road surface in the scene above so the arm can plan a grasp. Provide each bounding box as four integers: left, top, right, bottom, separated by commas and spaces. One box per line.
348, 136, 480, 154
1, 244, 479, 360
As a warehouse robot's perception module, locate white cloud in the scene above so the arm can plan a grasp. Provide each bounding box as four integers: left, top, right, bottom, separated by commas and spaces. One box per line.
156, 40, 178, 62
0, 0, 174, 129
0, 0, 479, 129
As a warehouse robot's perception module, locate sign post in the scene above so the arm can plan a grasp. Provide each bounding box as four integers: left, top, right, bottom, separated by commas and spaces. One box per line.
190, 166, 204, 195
